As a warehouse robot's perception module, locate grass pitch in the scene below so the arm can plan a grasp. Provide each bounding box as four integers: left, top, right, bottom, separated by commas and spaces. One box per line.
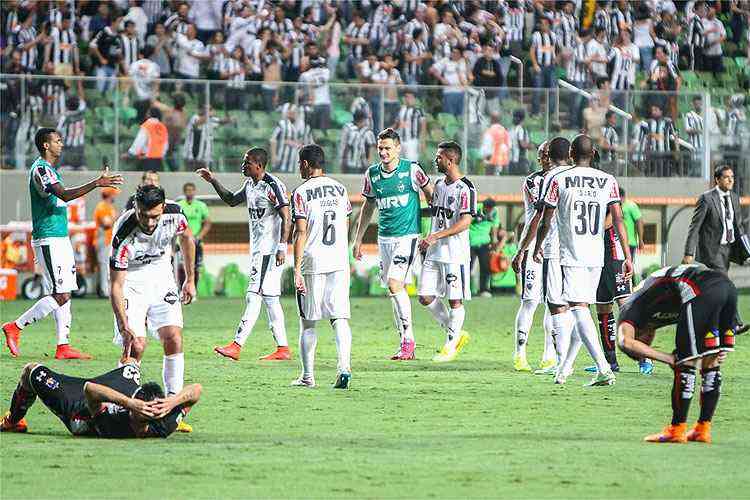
1, 295, 749, 499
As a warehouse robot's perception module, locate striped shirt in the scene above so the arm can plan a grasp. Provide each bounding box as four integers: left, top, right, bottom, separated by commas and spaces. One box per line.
404, 39, 427, 82
568, 39, 589, 83
271, 118, 312, 172
57, 104, 86, 148
40, 79, 66, 119
594, 8, 612, 44
208, 43, 226, 73
510, 124, 530, 163
340, 122, 376, 172
609, 7, 632, 41
285, 30, 306, 69
142, 0, 165, 24
221, 57, 246, 88
688, 15, 705, 48
345, 22, 371, 60
727, 109, 746, 138
263, 17, 293, 36
396, 105, 425, 143
119, 34, 140, 69
466, 87, 486, 126
49, 27, 77, 65
607, 45, 636, 90
504, 7, 524, 42
637, 118, 676, 153
164, 14, 189, 35
531, 31, 557, 67
183, 115, 221, 163
15, 25, 38, 71
601, 125, 619, 162
555, 12, 578, 49
684, 109, 704, 157
4, 9, 18, 42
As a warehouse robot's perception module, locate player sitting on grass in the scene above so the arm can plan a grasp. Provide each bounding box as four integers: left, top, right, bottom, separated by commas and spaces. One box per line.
1, 360, 201, 438
617, 264, 736, 444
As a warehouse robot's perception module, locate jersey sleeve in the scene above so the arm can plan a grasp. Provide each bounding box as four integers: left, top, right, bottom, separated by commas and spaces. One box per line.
32, 164, 60, 197
543, 176, 560, 208
607, 178, 621, 207
267, 179, 289, 210
361, 171, 375, 199
410, 162, 430, 191
164, 203, 189, 235
109, 213, 136, 270
459, 183, 477, 217
291, 190, 308, 220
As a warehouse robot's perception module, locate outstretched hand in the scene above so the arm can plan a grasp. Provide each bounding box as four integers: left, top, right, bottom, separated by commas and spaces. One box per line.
196, 168, 214, 182
97, 166, 124, 188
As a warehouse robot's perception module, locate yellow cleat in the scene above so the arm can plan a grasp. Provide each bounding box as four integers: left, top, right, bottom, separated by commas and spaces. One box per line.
432, 332, 470, 363
539, 358, 556, 370
513, 353, 532, 372
176, 420, 193, 433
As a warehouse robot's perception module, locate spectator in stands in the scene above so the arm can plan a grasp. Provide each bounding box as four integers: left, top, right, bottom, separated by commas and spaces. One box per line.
430, 46, 470, 118
725, 94, 747, 169
206, 30, 227, 81
93, 188, 119, 297
654, 11, 680, 67
702, 6, 726, 73
89, 16, 121, 94
261, 40, 283, 112
587, 27, 609, 80
57, 94, 86, 170
183, 105, 232, 170
593, 1, 612, 45
124, 106, 168, 171
221, 45, 249, 111
178, 182, 211, 290
619, 188, 644, 268
607, 29, 639, 111
191, 0, 223, 43
529, 17, 559, 117
0, 50, 23, 168
371, 53, 402, 127
44, 12, 80, 89
320, 5, 342, 79
473, 44, 502, 110
15, 8, 47, 73
729, 0, 749, 45
509, 109, 532, 174
632, 3, 655, 71
684, 95, 706, 173
146, 22, 173, 80
122, 0, 148, 45
117, 20, 140, 99
480, 112, 511, 176
394, 90, 426, 163
600, 110, 620, 171
339, 109, 376, 174
173, 24, 209, 97
152, 93, 187, 171
687, 2, 706, 71
129, 45, 160, 123
344, 10, 370, 78
637, 104, 678, 176
403, 27, 430, 85
271, 104, 313, 173
555, 1, 578, 76
88, 2, 112, 39
39, 61, 67, 124
298, 56, 331, 130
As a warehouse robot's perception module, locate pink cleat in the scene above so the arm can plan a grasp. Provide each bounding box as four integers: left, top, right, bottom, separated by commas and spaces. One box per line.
390, 339, 416, 360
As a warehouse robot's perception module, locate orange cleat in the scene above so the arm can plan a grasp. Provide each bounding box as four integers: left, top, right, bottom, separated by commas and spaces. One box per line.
644, 423, 688, 443
687, 421, 712, 443
214, 341, 242, 361
260, 346, 291, 361
3, 322, 21, 357
54, 344, 93, 360
0, 412, 28, 433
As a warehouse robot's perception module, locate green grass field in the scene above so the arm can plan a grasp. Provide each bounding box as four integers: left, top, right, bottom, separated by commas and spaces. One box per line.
1, 295, 749, 499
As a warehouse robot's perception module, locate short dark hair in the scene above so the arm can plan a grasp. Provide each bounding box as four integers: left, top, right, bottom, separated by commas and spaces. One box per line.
141, 44, 154, 59
246, 147, 268, 168
134, 382, 164, 402
172, 93, 186, 110
714, 165, 733, 180
595, 76, 609, 89
66, 94, 80, 112
124, 20, 135, 28
605, 110, 615, 121
353, 109, 367, 123
571, 134, 594, 162
141, 170, 159, 182
377, 128, 401, 144
548, 137, 571, 163
437, 140, 463, 163
135, 184, 166, 210
299, 144, 325, 169
183, 182, 196, 191
148, 107, 162, 120
35, 128, 59, 154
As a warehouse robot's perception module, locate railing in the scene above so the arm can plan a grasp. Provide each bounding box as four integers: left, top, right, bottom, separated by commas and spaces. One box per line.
1, 73, 748, 186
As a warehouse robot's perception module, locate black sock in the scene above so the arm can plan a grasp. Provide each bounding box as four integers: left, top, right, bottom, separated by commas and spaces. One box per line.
597, 312, 617, 365
699, 367, 722, 422
9, 384, 36, 423
671, 366, 696, 425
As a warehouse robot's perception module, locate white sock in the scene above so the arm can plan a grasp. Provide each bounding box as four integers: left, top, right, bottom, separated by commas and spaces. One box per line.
446, 306, 465, 349
332, 319, 352, 373
15, 296, 60, 330
570, 305, 610, 373
425, 298, 449, 329
263, 295, 288, 347
299, 319, 317, 379
389, 290, 414, 341
551, 309, 574, 368
542, 308, 557, 364
162, 352, 184, 395
53, 300, 72, 345
514, 299, 539, 356
560, 329, 583, 377
234, 292, 263, 346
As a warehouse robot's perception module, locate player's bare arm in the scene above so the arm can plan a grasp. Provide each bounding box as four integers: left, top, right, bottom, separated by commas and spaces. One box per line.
353, 197, 376, 260
150, 383, 203, 419
110, 268, 136, 358
179, 226, 196, 304
420, 180, 435, 204
512, 208, 543, 273
197, 168, 246, 207
293, 217, 308, 294
532, 206, 555, 263
419, 214, 472, 252
617, 323, 675, 366
277, 205, 292, 266
48, 166, 124, 202
609, 202, 633, 277
83, 381, 157, 420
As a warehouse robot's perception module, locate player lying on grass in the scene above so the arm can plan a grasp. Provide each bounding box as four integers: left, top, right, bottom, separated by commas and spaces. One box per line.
617, 264, 736, 444
1, 360, 201, 438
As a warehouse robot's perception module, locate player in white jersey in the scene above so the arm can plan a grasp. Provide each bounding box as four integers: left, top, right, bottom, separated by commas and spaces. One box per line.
534, 135, 632, 387
417, 141, 475, 362
509, 141, 557, 373
290, 145, 353, 389
197, 148, 292, 362
109, 185, 196, 420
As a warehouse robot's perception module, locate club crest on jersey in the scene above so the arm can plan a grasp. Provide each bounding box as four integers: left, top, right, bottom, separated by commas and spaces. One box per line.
446, 273, 458, 283
164, 290, 178, 305
397, 183, 406, 192
44, 377, 60, 390
393, 255, 407, 265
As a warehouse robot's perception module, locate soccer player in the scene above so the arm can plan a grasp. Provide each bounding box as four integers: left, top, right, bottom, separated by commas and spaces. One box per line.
0, 360, 201, 438
353, 128, 434, 360
291, 144, 353, 389
2, 128, 123, 359
533, 135, 632, 386
618, 264, 736, 444
197, 148, 292, 361
510, 141, 556, 373
417, 141, 475, 362
110, 184, 196, 432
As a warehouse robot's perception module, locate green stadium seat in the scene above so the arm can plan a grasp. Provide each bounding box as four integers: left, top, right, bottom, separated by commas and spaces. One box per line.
333, 108, 352, 127
437, 113, 457, 128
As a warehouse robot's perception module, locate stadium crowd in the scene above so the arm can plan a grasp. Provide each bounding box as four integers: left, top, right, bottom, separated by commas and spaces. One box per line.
1, 0, 749, 176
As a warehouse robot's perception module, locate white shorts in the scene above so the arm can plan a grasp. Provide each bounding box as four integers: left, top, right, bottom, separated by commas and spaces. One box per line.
542, 257, 564, 306
33, 238, 78, 295
296, 270, 351, 321
402, 139, 420, 162
520, 250, 543, 302
561, 266, 603, 305
418, 259, 471, 301
247, 252, 282, 296
379, 235, 418, 286
113, 276, 183, 344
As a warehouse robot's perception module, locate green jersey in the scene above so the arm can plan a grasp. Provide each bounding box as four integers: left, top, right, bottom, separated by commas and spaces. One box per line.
469, 205, 501, 247
621, 200, 642, 246
178, 199, 209, 237
362, 158, 430, 238
29, 157, 68, 240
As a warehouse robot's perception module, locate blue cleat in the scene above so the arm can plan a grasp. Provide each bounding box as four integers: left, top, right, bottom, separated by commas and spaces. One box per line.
333, 371, 351, 389
639, 359, 654, 375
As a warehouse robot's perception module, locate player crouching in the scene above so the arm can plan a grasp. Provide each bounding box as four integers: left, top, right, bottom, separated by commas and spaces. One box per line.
617, 264, 737, 444
1, 360, 201, 438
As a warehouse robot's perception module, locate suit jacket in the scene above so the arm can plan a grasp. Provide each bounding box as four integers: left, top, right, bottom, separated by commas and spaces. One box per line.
684, 188, 745, 270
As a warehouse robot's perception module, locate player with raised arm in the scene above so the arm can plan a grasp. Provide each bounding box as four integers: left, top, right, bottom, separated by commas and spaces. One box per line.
2, 128, 123, 359
418, 141, 475, 362
618, 264, 736, 444
0, 359, 201, 438
291, 144, 353, 389
197, 148, 292, 361
353, 128, 434, 360
109, 185, 195, 432
533, 135, 632, 387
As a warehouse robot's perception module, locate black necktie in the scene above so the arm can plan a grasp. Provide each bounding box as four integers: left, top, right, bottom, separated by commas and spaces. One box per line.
724, 195, 735, 244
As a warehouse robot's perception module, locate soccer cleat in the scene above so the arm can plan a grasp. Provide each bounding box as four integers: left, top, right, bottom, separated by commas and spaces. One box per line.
534, 363, 558, 375
176, 420, 193, 433
639, 359, 654, 375
333, 372, 351, 389
214, 342, 242, 361
644, 423, 688, 443
432, 332, 470, 363
3, 321, 21, 357
0, 412, 28, 433
584, 370, 616, 387
290, 376, 316, 388
584, 363, 620, 373
390, 339, 416, 360
513, 353, 532, 372
554, 373, 567, 385
54, 344, 92, 360
259, 346, 291, 361
687, 421, 712, 443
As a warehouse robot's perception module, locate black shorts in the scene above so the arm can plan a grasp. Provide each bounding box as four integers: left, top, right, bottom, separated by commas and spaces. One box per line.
596, 257, 632, 304
675, 280, 738, 365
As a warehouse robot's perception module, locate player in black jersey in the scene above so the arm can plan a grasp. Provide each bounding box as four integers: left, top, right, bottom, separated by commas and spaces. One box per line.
0, 360, 201, 438
617, 264, 737, 444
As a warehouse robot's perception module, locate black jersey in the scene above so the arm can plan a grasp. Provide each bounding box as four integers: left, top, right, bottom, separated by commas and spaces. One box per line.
92, 401, 186, 438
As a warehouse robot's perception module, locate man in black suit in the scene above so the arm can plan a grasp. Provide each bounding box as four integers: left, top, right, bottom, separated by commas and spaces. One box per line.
683, 165, 745, 272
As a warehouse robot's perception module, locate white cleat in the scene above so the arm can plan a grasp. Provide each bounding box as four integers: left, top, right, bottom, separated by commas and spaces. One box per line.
584, 370, 616, 387
290, 376, 316, 388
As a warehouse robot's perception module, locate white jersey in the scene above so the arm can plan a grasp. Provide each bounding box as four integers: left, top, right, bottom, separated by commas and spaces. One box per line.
522, 170, 545, 247
110, 202, 188, 282
291, 176, 352, 275
425, 177, 477, 264
543, 165, 620, 267
539, 164, 573, 259
244, 173, 289, 256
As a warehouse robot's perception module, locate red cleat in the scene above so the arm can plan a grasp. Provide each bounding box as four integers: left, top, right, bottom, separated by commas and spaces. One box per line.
215, 341, 242, 361
259, 346, 291, 361
390, 339, 416, 360
54, 344, 93, 360
687, 421, 712, 443
3, 321, 21, 357
0, 412, 27, 433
